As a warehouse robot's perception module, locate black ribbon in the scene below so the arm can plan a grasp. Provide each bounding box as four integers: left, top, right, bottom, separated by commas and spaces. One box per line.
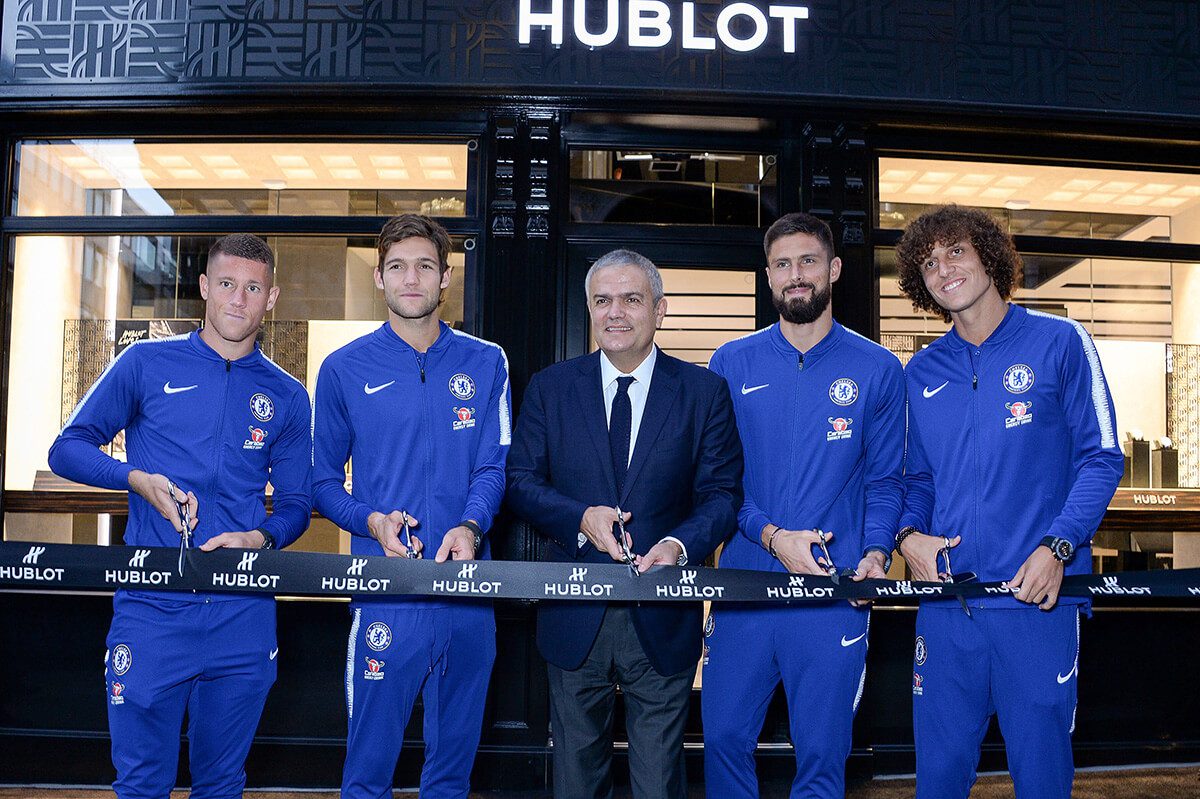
1, 542, 1198, 602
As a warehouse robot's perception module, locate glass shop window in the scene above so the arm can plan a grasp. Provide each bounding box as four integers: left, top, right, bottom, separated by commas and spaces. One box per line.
12, 141, 470, 218
569, 148, 778, 226
878, 156, 1200, 574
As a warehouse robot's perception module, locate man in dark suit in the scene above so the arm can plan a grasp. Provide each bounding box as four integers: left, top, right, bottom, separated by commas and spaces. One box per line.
507, 249, 743, 799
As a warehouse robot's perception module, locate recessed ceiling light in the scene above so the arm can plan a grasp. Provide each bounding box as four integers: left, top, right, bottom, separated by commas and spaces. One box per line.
282, 168, 317, 180
943, 186, 975, 197
1044, 191, 1081, 202
202, 155, 239, 168
1080, 192, 1116, 203
995, 176, 1033, 188
168, 169, 203, 180
371, 156, 405, 167
980, 187, 1016, 199
424, 169, 457, 181
378, 169, 410, 181
215, 168, 249, 180
1062, 179, 1101, 191
154, 155, 191, 167
322, 155, 356, 168
272, 155, 309, 168
1100, 181, 1138, 193
79, 168, 110, 180
958, 174, 994, 186
907, 184, 940, 195
1113, 195, 1153, 206
918, 171, 956, 184
880, 169, 916, 182
1139, 183, 1173, 195
419, 156, 453, 169
1150, 197, 1187, 208
1170, 185, 1200, 197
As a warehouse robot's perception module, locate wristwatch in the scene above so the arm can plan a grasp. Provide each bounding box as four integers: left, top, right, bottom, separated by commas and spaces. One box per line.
460, 520, 484, 552
1040, 535, 1074, 563
258, 530, 275, 550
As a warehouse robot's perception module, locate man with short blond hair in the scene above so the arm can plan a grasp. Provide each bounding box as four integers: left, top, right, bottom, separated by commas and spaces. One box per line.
49, 233, 313, 799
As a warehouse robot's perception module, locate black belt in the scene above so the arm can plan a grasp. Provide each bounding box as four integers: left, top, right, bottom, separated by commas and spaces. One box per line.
1, 542, 1197, 602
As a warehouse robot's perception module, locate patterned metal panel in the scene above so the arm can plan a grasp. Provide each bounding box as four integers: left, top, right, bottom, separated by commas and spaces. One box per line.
3, 0, 1198, 119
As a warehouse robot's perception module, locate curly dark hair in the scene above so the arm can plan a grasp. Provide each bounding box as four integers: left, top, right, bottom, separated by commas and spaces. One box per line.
895, 205, 1022, 322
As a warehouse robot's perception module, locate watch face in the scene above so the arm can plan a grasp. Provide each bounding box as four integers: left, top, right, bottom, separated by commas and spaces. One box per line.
1054, 540, 1073, 561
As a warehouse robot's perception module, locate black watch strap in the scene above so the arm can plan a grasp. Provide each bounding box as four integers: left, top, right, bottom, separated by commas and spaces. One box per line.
258, 529, 275, 550
460, 520, 484, 551
1040, 535, 1074, 563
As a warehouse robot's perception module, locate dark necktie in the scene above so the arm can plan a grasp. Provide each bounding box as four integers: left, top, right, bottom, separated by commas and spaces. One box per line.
609, 376, 635, 497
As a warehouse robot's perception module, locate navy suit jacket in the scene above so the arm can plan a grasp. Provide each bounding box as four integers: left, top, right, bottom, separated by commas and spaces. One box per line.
507, 349, 743, 676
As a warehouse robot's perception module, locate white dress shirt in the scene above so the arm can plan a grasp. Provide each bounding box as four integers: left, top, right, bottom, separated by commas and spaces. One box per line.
579, 347, 687, 564
600, 346, 657, 467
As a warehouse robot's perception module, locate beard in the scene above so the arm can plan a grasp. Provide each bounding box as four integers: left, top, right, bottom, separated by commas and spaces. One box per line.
386, 292, 441, 321
772, 280, 831, 325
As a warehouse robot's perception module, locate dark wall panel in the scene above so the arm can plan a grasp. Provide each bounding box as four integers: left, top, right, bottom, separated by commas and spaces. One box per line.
2, 0, 1198, 121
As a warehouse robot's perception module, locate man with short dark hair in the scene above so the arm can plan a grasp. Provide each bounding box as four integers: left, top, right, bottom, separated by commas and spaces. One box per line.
49, 233, 313, 799
894, 204, 1123, 798
702, 212, 905, 798
313, 214, 510, 799
507, 248, 743, 799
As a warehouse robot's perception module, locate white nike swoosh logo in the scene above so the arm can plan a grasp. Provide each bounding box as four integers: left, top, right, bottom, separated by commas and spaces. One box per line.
364, 381, 395, 395
741, 383, 769, 395
841, 633, 867, 647
1056, 666, 1075, 684
163, 382, 198, 394
269, 648, 279, 660
922, 381, 949, 399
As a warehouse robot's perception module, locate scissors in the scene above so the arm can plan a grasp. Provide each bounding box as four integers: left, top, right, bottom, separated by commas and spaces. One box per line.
614, 506, 638, 577
938, 536, 975, 618
813, 529, 856, 585
168, 479, 191, 576
401, 510, 421, 559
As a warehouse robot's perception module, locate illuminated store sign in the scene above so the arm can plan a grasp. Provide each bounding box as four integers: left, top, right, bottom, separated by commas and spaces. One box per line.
518, 1, 810, 53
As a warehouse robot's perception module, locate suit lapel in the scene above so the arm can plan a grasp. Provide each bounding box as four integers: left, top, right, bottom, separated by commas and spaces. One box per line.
575, 354, 619, 501
621, 353, 681, 503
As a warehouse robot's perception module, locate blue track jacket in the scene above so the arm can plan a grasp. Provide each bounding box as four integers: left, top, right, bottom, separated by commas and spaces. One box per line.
49, 331, 313, 554
312, 322, 510, 561
708, 321, 906, 572
900, 304, 1123, 605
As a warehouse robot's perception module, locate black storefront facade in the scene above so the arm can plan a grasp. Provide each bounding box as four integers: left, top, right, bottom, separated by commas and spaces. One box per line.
2, 0, 1200, 790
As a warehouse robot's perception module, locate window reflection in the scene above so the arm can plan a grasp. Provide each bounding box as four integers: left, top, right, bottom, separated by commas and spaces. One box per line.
569, 149, 778, 226
13, 141, 470, 217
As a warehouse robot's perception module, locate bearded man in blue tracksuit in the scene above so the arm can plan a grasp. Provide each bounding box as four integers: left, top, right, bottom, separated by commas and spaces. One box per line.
48, 234, 313, 799
313, 214, 510, 799
894, 205, 1123, 799
702, 213, 905, 799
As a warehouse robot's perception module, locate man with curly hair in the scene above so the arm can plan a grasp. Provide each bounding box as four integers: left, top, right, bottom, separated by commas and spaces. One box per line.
893, 205, 1123, 798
